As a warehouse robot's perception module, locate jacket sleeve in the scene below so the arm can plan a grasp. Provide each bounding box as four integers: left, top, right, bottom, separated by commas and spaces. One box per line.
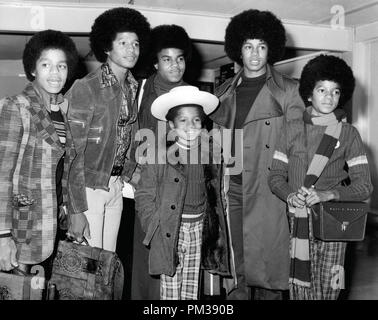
334, 126, 373, 201
0, 97, 23, 231
134, 164, 158, 237
268, 122, 296, 202
65, 80, 94, 214
284, 81, 305, 121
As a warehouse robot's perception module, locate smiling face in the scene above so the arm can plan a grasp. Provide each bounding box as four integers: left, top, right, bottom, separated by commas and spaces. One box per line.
241, 39, 268, 78
106, 32, 140, 72
33, 48, 68, 94
309, 80, 341, 116
155, 48, 186, 83
168, 105, 203, 144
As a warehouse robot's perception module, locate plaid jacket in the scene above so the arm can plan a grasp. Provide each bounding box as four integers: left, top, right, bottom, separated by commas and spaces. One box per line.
0, 83, 76, 264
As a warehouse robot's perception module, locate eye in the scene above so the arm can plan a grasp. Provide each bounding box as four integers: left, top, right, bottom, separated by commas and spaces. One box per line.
41, 63, 50, 68
58, 64, 67, 70
333, 89, 341, 96
178, 56, 185, 62
133, 42, 140, 48
317, 88, 325, 94
259, 45, 267, 50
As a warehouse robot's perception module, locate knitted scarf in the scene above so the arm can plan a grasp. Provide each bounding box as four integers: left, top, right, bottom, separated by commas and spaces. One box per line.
289, 108, 345, 299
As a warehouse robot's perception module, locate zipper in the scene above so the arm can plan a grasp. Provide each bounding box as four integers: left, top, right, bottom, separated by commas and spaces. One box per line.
68, 119, 85, 129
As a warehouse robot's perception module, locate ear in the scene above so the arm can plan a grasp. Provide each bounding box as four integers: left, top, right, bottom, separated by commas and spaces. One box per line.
154, 63, 158, 70
168, 120, 175, 130
31, 72, 36, 77
308, 97, 312, 102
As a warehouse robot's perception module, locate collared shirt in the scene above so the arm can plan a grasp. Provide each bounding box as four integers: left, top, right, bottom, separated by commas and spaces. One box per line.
100, 63, 138, 170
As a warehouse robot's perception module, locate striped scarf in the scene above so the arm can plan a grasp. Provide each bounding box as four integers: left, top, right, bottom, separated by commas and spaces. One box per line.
289, 108, 345, 299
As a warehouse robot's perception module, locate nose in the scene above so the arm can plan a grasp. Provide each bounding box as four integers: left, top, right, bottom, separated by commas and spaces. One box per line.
50, 65, 59, 74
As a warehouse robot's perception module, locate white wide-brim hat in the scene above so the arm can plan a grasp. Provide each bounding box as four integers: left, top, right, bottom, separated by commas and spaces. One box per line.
151, 85, 219, 121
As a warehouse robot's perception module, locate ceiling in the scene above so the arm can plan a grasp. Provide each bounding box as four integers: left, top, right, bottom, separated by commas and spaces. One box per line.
1, 0, 378, 69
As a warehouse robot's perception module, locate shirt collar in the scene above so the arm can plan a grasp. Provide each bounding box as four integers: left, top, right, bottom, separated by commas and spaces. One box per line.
100, 62, 138, 90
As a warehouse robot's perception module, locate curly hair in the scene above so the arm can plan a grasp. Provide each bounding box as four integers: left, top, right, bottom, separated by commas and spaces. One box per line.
225, 9, 286, 65
299, 54, 355, 108
90, 7, 150, 63
150, 24, 192, 64
23, 29, 79, 82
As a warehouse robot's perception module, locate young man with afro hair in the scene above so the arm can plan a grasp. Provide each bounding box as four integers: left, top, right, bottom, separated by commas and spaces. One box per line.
0, 29, 78, 273
269, 54, 372, 299
128, 23, 193, 300
65, 7, 150, 254
210, 9, 305, 300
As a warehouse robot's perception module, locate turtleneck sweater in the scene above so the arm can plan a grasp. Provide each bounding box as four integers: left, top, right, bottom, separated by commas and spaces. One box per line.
153, 72, 184, 97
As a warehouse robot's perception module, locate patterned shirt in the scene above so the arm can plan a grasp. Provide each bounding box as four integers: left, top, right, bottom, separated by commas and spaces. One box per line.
100, 63, 138, 170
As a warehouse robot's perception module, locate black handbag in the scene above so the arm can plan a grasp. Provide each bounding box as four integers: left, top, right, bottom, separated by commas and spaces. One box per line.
311, 202, 368, 241
48, 240, 124, 300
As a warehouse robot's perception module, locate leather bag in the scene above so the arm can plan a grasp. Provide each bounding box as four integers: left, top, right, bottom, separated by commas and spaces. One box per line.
311, 202, 368, 241
49, 240, 124, 300
0, 265, 45, 300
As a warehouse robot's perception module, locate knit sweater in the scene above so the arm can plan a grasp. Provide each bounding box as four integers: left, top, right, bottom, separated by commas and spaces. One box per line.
268, 119, 373, 203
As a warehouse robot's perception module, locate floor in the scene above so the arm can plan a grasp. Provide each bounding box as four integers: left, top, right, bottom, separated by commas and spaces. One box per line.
341, 213, 378, 300
118, 199, 378, 300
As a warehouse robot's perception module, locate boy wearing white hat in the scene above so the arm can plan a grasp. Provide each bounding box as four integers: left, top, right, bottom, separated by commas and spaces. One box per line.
134, 86, 230, 300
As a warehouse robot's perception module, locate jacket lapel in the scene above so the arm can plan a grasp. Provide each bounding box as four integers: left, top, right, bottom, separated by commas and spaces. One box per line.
243, 65, 284, 125
22, 83, 64, 151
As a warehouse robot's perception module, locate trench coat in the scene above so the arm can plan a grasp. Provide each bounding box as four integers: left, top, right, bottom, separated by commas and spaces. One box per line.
210, 65, 305, 291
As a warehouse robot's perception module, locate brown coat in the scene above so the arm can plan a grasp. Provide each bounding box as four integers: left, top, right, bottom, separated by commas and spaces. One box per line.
210, 66, 305, 291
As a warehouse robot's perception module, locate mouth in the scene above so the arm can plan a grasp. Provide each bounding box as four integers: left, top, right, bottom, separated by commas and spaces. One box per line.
47, 79, 62, 87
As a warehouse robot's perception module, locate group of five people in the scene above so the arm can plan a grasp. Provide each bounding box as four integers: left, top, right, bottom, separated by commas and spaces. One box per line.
0, 7, 372, 300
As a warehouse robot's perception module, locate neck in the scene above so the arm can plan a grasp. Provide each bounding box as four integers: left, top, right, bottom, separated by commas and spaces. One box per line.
176, 138, 199, 150
243, 66, 267, 79
32, 82, 57, 112
107, 58, 128, 84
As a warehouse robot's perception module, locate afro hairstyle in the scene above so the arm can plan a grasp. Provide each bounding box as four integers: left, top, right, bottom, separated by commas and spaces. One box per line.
299, 54, 355, 108
90, 7, 150, 63
225, 9, 286, 65
150, 24, 192, 64
23, 29, 79, 82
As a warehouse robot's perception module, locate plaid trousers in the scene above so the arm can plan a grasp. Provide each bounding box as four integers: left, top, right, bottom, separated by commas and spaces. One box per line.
289, 214, 347, 300
160, 219, 203, 300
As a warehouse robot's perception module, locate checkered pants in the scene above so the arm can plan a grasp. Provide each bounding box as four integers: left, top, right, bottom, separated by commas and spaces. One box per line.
310, 239, 347, 300
160, 219, 203, 300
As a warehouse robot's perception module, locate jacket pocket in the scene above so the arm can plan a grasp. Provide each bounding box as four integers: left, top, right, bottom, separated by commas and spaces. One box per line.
12, 206, 34, 244
68, 119, 85, 129
87, 126, 103, 144
142, 217, 159, 247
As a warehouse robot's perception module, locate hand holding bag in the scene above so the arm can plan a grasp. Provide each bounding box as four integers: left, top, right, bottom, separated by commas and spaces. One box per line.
49, 240, 124, 300
311, 202, 368, 241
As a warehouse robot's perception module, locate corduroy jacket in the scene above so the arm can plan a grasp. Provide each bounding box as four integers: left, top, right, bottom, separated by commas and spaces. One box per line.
0, 83, 76, 264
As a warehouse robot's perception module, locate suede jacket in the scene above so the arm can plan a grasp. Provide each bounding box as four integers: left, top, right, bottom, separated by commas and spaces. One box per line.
135, 141, 231, 277
65, 66, 139, 214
